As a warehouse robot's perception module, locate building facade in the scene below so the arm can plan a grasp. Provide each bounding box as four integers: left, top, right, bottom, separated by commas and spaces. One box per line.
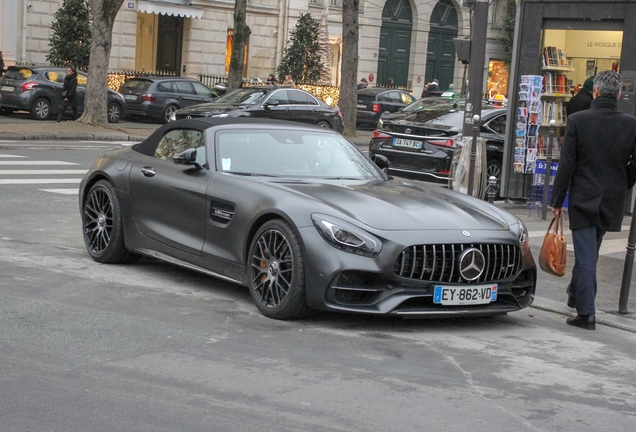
1, 0, 511, 98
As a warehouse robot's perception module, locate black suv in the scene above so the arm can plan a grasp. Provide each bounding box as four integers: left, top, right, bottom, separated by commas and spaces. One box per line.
0, 65, 125, 122
119, 76, 218, 123
356, 87, 416, 128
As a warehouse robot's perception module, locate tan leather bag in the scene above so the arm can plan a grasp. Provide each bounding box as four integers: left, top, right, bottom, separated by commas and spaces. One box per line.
539, 214, 567, 277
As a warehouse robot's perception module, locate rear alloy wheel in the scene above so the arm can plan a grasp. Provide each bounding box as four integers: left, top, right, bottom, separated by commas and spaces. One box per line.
316, 120, 331, 129
31, 98, 51, 120
162, 105, 178, 124
82, 180, 140, 264
107, 102, 121, 123
248, 219, 309, 319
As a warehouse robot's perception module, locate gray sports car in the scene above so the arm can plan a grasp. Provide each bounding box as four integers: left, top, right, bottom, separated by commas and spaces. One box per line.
79, 118, 536, 320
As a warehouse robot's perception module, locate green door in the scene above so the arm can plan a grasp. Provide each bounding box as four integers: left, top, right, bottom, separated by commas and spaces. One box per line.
425, 0, 458, 90
377, 0, 412, 88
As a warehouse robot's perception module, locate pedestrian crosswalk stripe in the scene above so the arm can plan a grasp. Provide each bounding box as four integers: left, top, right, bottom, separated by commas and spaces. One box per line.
0, 179, 81, 185
38, 189, 78, 195
0, 155, 27, 158
0, 170, 88, 175
0, 161, 79, 165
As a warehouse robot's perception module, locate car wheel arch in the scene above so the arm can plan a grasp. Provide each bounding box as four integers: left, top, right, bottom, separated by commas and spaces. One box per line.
244, 212, 305, 266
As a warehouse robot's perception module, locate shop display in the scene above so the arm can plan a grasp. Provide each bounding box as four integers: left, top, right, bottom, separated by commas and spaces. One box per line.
515, 75, 542, 174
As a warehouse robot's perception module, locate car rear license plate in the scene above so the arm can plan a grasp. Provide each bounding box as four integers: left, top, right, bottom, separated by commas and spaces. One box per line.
393, 138, 422, 149
357, 104, 366, 109
1, 85, 14, 92
433, 284, 497, 305
125, 94, 137, 100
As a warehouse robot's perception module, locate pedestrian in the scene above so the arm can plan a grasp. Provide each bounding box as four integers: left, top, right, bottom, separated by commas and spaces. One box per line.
387, 77, 394, 87
266, 73, 277, 85
0, 51, 5, 76
357, 77, 368, 90
566, 76, 594, 116
422, 79, 440, 97
56, 66, 79, 122
283, 74, 296, 88
550, 70, 636, 330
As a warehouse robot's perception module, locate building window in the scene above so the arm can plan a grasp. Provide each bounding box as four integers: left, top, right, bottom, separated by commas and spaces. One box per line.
225, 29, 250, 77
329, 0, 338, 6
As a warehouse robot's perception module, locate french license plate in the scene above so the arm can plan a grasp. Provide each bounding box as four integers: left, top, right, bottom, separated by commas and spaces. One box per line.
1, 85, 14, 92
125, 94, 137, 100
393, 138, 422, 149
433, 284, 497, 305
357, 104, 366, 109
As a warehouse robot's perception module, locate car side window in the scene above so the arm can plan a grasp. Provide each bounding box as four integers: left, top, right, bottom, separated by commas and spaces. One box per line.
76, 74, 88, 86
485, 114, 506, 134
192, 82, 215, 97
45, 71, 66, 84
289, 90, 316, 105
268, 90, 291, 105
387, 91, 403, 103
157, 82, 174, 92
154, 129, 206, 166
175, 81, 196, 95
377, 92, 391, 102
401, 92, 415, 104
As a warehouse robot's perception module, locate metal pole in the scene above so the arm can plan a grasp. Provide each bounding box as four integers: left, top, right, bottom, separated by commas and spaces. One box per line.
467, 114, 480, 197
619, 201, 636, 314
461, 0, 488, 138
541, 120, 556, 220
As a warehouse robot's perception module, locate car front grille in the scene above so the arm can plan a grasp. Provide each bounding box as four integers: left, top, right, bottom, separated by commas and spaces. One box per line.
393, 243, 522, 283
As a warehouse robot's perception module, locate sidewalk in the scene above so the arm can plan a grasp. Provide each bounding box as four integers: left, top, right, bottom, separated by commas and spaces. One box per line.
1, 115, 635, 331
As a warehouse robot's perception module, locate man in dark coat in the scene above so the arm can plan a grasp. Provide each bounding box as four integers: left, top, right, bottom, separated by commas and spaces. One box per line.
566, 76, 594, 116
550, 70, 636, 330
56, 67, 79, 122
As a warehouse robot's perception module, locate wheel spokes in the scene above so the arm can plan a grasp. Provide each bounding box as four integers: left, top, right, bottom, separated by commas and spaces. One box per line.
83, 187, 114, 254
250, 229, 294, 308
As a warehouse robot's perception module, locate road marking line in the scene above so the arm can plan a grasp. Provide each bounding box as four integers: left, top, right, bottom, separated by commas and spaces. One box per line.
0, 155, 28, 158
38, 188, 79, 195
0, 179, 81, 184
0, 170, 87, 175
0, 161, 79, 165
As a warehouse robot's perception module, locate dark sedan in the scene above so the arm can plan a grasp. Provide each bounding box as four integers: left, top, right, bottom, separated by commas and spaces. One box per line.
173, 86, 344, 133
356, 87, 416, 128
79, 118, 535, 320
119, 76, 218, 124
369, 99, 506, 190
0, 65, 125, 122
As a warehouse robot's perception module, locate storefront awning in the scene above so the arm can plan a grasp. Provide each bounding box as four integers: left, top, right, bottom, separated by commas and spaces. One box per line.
137, 0, 204, 19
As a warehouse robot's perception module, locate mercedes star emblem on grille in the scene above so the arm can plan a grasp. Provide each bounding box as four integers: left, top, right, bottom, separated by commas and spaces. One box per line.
405, 128, 411, 134
458, 248, 486, 281
462, 231, 471, 237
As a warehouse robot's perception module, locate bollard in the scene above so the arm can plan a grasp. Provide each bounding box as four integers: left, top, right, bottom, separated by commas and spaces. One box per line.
541, 120, 556, 220
467, 114, 480, 197
618, 198, 636, 314
487, 175, 497, 203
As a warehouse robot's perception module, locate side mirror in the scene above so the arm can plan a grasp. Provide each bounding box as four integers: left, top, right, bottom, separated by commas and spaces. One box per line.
174, 148, 203, 170
371, 154, 391, 178
264, 99, 280, 107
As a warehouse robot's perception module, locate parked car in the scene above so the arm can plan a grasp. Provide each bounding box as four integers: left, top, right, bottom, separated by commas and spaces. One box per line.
173, 86, 344, 133
356, 87, 416, 128
0, 65, 125, 122
119, 76, 218, 124
79, 117, 536, 320
368, 99, 506, 192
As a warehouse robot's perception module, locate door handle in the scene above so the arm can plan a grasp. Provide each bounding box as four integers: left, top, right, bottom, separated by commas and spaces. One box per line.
141, 166, 156, 177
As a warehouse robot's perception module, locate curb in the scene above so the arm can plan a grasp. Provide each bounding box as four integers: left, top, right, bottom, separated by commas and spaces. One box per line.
531, 297, 636, 333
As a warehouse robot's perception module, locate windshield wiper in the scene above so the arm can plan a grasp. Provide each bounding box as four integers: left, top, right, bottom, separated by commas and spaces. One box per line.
227, 172, 280, 177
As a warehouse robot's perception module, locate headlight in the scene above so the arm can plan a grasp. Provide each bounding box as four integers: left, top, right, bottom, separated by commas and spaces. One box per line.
312, 214, 382, 257
517, 219, 529, 251
212, 113, 229, 118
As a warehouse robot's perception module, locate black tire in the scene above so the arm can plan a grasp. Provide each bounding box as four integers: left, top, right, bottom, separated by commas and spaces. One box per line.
107, 102, 121, 123
31, 97, 51, 120
162, 105, 178, 124
316, 120, 331, 129
486, 159, 502, 200
82, 180, 140, 264
248, 219, 310, 320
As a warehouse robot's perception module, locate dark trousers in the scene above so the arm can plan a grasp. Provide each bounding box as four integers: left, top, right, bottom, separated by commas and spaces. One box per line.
568, 226, 606, 315
56, 101, 78, 122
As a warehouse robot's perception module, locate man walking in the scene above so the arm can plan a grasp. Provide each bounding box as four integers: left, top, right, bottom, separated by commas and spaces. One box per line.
551, 70, 636, 330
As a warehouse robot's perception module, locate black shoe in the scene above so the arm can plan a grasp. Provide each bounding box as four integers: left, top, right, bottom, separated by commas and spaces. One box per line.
566, 314, 596, 330
567, 294, 576, 308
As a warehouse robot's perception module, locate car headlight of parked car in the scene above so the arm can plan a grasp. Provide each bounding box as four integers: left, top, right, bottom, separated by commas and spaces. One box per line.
312, 214, 382, 257
517, 218, 529, 252
212, 113, 230, 118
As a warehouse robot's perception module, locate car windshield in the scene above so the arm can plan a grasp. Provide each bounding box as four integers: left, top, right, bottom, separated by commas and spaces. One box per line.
215, 129, 382, 180
120, 79, 152, 90
216, 88, 268, 104
5, 68, 34, 80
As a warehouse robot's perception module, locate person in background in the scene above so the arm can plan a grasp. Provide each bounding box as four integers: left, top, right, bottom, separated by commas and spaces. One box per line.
283, 74, 296, 88
357, 78, 368, 90
387, 77, 394, 87
421, 79, 440, 97
566, 76, 594, 116
0, 51, 5, 76
266, 74, 277, 85
550, 70, 636, 330
56, 66, 79, 122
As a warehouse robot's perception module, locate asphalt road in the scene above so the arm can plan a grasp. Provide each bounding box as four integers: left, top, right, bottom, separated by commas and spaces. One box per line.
1, 141, 635, 431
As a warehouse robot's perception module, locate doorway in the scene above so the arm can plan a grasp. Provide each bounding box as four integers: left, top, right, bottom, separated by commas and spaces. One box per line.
377, 0, 413, 87
156, 15, 183, 75
425, 0, 458, 90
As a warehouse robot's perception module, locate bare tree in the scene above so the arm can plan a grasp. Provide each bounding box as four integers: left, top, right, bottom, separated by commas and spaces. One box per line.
227, 0, 252, 92
341, 0, 359, 137
80, 0, 124, 125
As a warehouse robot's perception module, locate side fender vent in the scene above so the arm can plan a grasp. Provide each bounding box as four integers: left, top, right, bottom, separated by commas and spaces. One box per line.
210, 200, 235, 224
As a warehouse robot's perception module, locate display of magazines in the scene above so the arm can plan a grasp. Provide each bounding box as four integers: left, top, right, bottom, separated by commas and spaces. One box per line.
515, 75, 543, 174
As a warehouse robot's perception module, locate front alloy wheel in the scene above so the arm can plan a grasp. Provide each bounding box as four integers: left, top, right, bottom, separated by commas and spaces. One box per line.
248, 219, 309, 319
